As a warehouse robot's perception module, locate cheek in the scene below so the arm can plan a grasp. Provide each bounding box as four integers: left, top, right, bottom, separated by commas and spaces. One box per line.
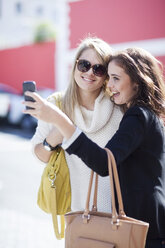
126, 86, 136, 100
98, 75, 107, 86
98, 78, 105, 86
74, 70, 80, 83
118, 84, 125, 93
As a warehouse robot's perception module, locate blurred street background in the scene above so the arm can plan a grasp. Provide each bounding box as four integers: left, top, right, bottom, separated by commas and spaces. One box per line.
0, 129, 64, 248
0, 0, 165, 247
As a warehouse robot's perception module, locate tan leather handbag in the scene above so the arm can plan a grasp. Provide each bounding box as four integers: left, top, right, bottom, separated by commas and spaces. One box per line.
65, 148, 149, 248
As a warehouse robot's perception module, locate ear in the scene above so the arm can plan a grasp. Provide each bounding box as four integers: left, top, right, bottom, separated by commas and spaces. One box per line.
133, 82, 139, 92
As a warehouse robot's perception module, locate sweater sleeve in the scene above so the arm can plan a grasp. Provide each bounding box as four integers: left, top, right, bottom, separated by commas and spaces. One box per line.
31, 93, 61, 158
65, 106, 149, 176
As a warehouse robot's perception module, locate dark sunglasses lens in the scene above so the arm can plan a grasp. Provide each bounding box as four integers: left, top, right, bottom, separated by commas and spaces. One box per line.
93, 64, 107, 77
77, 60, 91, 72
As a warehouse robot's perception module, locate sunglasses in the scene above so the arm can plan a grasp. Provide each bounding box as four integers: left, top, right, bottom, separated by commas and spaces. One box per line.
76, 59, 107, 77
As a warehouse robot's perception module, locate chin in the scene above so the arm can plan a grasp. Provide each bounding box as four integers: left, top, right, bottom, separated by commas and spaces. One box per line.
114, 101, 123, 106
114, 100, 119, 104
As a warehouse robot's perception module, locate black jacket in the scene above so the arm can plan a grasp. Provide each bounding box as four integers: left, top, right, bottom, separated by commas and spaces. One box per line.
66, 105, 165, 239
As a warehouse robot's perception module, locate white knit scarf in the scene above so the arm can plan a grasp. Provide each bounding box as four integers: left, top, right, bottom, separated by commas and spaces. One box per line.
65, 90, 123, 212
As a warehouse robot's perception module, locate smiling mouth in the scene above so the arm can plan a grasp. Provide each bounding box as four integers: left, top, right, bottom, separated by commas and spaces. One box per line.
112, 91, 119, 97
82, 76, 95, 82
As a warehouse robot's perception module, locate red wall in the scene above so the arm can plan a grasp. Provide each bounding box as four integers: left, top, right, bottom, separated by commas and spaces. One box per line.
0, 0, 165, 93
69, 0, 165, 72
0, 41, 55, 93
69, 0, 165, 48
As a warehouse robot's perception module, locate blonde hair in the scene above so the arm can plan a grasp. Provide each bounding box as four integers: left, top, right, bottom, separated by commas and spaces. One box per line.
62, 36, 113, 121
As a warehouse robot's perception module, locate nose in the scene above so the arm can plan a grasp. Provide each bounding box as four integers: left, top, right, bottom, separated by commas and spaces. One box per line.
107, 77, 113, 90
87, 67, 94, 76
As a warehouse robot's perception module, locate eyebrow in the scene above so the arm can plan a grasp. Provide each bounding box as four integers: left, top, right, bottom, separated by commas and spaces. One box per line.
110, 73, 121, 77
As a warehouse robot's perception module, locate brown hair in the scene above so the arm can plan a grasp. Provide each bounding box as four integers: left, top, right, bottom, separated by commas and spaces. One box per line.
109, 47, 165, 115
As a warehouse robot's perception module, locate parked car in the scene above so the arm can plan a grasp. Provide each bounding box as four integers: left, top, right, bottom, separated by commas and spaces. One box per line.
0, 83, 18, 123
0, 83, 54, 131
0, 92, 10, 121
0, 83, 36, 131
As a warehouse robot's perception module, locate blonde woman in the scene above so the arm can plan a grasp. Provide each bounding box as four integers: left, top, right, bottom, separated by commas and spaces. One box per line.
30, 37, 123, 212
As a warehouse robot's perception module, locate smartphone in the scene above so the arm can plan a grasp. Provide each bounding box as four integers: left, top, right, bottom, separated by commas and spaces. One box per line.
23, 81, 36, 109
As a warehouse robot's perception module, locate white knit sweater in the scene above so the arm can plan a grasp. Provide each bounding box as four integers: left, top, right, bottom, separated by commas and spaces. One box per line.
31, 90, 123, 213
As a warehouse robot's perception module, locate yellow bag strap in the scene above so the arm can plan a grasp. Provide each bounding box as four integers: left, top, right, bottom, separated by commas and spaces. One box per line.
48, 92, 65, 240
50, 187, 65, 239
47, 92, 63, 110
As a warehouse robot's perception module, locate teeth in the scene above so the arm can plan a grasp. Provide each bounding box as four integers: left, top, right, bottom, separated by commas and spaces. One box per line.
106, 89, 118, 97
83, 77, 93, 82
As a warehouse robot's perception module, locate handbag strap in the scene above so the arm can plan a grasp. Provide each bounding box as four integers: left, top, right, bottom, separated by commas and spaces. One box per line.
50, 187, 65, 239
105, 148, 125, 216
84, 171, 98, 216
83, 148, 125, 223
92, 173, 98, 211
84, 170, 94, 215
45, 93, 65, 239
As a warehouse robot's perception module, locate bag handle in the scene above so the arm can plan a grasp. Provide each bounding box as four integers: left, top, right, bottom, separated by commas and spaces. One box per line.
105, 148, 125, 220
48, 93, 65, 239
92, 173, 98, 211
84, 171, 98, 217
105, 148, 125, 217
83, 148, 125, 223
50, 186, 65, 239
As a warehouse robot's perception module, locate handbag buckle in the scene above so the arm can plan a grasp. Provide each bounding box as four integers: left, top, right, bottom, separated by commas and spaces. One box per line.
82, 213, 90, 223
111, 218, 120, 230
48, 173, 56, 188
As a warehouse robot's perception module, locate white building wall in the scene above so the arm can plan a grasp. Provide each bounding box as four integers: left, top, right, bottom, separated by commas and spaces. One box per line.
0, 0, 60, 49
0, 0, 75, 90
55, 1, 70, 91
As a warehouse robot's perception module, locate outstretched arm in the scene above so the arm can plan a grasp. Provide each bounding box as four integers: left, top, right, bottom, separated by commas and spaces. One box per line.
22, 91, 76, 140
23, 92, 146, 178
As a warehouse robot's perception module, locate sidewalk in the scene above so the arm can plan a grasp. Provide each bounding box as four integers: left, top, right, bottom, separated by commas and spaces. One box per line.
0, 132, 64, 248
0, 207, 64, 248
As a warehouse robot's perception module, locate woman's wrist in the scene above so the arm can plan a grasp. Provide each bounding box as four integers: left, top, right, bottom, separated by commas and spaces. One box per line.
46, 136, 59, 147
62, 127, 82, 150
43, 138, 61, 151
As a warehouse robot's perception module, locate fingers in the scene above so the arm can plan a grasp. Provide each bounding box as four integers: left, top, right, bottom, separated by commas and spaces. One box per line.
22, 92, 58, 123
23, 108, 37, 118
24, 91, 42, 101
22, 102, 36, 114
22, 92, 43, 113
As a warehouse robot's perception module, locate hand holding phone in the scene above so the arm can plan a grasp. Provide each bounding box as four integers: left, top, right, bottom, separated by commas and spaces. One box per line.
23, 81, 36, 109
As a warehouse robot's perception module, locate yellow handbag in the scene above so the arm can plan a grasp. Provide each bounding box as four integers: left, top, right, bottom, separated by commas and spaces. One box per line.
37, 93, 71, 240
